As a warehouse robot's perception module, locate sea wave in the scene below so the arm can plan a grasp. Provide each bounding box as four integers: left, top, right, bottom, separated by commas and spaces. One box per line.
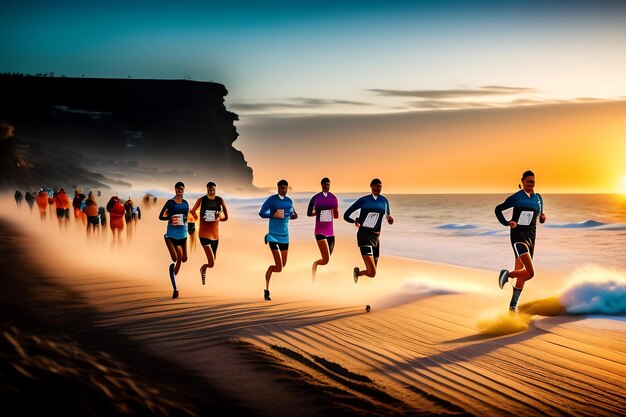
558, 265, 626, 315
544, 219, 626, 230
546, 219, 605, 228
435, 224, 478, 230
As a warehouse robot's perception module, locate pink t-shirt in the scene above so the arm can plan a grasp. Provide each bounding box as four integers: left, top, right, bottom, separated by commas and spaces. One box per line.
308, 192, 339, 236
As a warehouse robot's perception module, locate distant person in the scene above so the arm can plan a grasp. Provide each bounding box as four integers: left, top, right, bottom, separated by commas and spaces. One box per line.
14, 190, 23, 208
72, 188, 86, 223
190, 181, 229, 285
307, 177, 339, 281
343, 179, 394, 283
24, 191, 35, 212
159, 182, 189, 299
142, 193, 157, 209
82, 192, 100, 237
259, 179, 298, 301
495, 170, 546, 313
50, 188, 71, 227
124, 197, 141, 236
98, 206, 107, 228
106, 195, 125, 243
35, 188, 50, 220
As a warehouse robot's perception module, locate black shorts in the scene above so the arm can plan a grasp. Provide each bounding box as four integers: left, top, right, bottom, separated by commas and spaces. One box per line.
56, 208, 70, 219
199, 237, 218, 255
165, 236, 187, 248
512, 240, 534, 259
315, 234, 335, 254
188, 223, 196, 234
357, 228, 380, 258
87, 216, 99, 226
268, 241, 289, 251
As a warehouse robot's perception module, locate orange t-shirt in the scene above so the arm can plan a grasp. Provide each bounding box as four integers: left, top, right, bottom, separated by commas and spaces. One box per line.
83, 204, 99, 217
54, 193, 71, 209
36, 193, 49, 210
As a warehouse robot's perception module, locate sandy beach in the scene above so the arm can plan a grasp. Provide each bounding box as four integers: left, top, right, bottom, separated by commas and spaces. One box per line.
1, 193, 625, 416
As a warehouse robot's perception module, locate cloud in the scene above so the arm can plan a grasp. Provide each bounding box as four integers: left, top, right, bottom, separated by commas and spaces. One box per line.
368, 85, 538, 99
573, 97, 608, 102
407, 100, 497, 110
229, 97, 371, 112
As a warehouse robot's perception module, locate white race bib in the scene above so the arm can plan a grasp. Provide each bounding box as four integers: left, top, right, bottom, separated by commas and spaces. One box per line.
362, 212, 380, 228
203, 209, 216, 222
517, 211, 533, 226
171, 213, 185, 226
319, 209, 332, 222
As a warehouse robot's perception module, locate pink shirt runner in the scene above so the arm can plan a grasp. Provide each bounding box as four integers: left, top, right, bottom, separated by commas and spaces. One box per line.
308, 192, 339, 236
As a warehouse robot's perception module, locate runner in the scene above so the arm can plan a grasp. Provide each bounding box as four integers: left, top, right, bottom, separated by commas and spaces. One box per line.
343, 179, 394, 283
259, 179, 298, 301
106, 195, 125, 243
124, 197, 141, 237
159, 182, 189, 299
24, 191, 35, 212
82, 192, 100, 237
307, 177, 339, 281
14, 190, 23, 208
50, 188, 71, 228
35, 188, 49, 220
72, 188, 86, 224
495, 170, 546, 312
190, 181, 229, 285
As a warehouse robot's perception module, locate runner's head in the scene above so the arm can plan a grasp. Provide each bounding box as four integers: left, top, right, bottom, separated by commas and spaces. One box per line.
520, 170, 535, 192
370, 178, 382, 196
277, 179, 289, 196
206, 181, 216, 196
321, 177, 330, 193
174, 181, 185, 196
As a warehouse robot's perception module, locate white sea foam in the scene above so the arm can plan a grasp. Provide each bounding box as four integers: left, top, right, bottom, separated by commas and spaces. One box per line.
558, 265, 626, 315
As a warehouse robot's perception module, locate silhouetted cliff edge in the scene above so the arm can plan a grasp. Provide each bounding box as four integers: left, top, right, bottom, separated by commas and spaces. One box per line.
0, 75, 254, 191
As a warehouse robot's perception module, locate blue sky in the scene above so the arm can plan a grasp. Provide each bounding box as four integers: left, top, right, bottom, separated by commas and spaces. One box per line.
3, 1, 626, 116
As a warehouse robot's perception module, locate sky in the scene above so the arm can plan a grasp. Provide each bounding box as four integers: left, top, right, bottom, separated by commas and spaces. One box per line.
3, 0, 626, 193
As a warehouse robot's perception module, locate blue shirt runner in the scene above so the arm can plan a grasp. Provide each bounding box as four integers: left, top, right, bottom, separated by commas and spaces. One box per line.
343, 194, 391, 233
259, 194, 295, 244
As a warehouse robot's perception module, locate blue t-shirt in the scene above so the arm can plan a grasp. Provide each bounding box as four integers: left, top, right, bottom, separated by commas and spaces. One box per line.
495, 190, 543, 243
343, 194, 391, 233
259, 194, 294, 244
160, 198, 189, 239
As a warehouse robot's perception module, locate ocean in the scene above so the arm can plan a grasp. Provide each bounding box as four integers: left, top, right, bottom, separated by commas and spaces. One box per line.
228, 193, 626, 273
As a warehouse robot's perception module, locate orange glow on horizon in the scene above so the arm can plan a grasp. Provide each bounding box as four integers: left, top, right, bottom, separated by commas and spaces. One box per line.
239, 101, 626, 195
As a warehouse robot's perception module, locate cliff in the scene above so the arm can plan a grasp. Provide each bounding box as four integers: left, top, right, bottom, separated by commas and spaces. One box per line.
0, 74, 254, 191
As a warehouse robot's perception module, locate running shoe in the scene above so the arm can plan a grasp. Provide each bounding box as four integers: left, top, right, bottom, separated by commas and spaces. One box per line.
264, 289, 271, 301
498, 269, 509, 289
200, 265, 206, 285
172, 290, 179, 299
353, 267, 359, 284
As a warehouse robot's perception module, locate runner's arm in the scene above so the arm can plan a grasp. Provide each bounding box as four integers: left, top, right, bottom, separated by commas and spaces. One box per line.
220, 198, 229, 222
259, 198, 272, 218
494, 196, 514, 226
158, 200, 172, 221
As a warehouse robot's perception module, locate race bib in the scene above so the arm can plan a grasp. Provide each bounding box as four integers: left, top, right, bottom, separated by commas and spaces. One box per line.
362, 212, 380, 228
319, 209, 332, 222
171, 213, 185, 226
203, 209, 216, 222
517, 211, 534, 226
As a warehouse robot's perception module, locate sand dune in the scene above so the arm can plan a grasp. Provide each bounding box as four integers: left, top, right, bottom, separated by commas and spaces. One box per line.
1, 193, 625, 416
